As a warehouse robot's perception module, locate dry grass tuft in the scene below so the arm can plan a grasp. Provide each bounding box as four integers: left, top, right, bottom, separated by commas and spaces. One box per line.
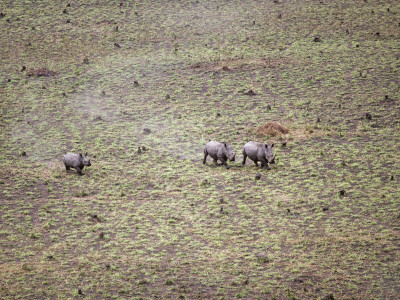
257, 121, 289, 137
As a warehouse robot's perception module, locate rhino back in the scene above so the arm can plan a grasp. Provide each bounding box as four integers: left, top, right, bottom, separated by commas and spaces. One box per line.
205, 141, 223, 158
244, 142, 261, 159
63, 153, 82, 168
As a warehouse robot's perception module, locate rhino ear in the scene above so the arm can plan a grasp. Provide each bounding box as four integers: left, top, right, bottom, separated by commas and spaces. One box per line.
224, 143, 227, 148
271, 143, 275, 148
79, 153, 83, 158
85, 152, 88, 156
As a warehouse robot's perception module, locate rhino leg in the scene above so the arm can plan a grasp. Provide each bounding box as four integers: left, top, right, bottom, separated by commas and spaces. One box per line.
254, 160, 259, 167
75, 167, 83, 175
219, 157, 230, 169
203, 150, 208, 164
242, 149, 247, 165
65, 164, 70, 171
260, 159, 270, 170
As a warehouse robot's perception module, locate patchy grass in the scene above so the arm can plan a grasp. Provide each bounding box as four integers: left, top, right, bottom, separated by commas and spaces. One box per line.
1, 0, 400, 299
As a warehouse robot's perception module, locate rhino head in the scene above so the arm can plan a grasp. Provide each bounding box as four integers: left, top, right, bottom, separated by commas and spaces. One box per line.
80, 152, 91, 166
224, 143, 235, 162
264, 143, 275, 164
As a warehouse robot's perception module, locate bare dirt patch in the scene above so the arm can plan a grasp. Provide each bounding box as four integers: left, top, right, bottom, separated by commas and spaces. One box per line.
27, 67, 56, 77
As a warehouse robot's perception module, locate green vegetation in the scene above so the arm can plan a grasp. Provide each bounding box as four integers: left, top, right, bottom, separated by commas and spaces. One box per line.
1, 0, 399, 298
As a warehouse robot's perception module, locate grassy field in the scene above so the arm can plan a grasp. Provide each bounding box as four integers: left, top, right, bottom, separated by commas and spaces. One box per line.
1, 0, 399, 299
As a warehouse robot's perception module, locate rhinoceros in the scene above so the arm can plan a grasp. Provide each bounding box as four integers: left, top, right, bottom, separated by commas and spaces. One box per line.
63, 152, 91, 175
242, 141, 275, 170
203, 141, 235, 169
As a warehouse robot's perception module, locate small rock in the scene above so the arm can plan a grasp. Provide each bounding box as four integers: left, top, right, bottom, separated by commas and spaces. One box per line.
21, 66, 26, 71
134, 80, 139, 86
66, 19, 71, 24
255, 173, 262, 180
385, 95, 389, 100
317, 117, 320, 123
322, 294, 335, 300
267, 104, 271, 110
216, 112, 221, 117
78, 289, 83, 295
0, 12, 5, 18
365, 112, 372, 120
137, 147, 142, 154
201, 179, 209, 186
278, 13, 282, 19
313, 36, 321, 42
63, 92, 66, 97
83, 57, 89, 64
281, 141, 287, 147
141, 146, 147, 151
115, 26, 119, 32
143, 128, 151, 134
20, 151, 27, 156
99, 232, 105, 239
390, 175, 394, 181
244, 89, 256, 96
114, 42, 121, 48
101, 90, 106, 96
339, 190, 345, 196
63, 9, 68, 14
165, 94, 170, 99
322, 207, 329, 211
286, 208, 291, 213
